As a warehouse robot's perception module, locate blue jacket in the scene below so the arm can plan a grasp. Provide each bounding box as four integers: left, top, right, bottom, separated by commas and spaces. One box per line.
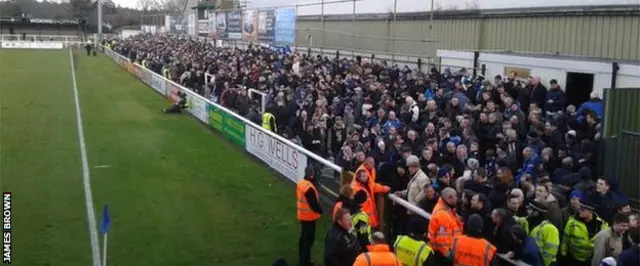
617, 246, 639, 266
545, 88, 566, 112
382, 119, 401, 135
365, 116, 379, 129
451, 91, 471, 107
577, 99, 604, 122
517, 154, 541, 185
595, 191, 629, 223
504, 103, 522, 118
520, 237, 544, 266
424, 86, 435, 100
439, 135, 462, 154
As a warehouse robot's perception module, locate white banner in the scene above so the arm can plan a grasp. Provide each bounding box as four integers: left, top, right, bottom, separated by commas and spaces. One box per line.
165, 15, 171, 32
188, 13, 197, 36
198, 19, 208, 35
187, 94, 208, 123
207, 11, 217, 37
1, 41, 63, 49
151, 75, 166, 95
141, 25, 157, 34
245, 125, 307, 182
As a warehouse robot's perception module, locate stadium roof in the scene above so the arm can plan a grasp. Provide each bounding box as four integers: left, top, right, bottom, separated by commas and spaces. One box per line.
298, 4, 640, 21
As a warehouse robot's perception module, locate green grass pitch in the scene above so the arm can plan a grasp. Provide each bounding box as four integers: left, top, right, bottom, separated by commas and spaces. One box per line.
0, 49, 328, 265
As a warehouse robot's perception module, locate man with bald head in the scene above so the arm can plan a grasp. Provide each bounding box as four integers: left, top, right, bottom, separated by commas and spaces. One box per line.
428, 187, 463, 263
401, 96, 420, 125
519, 76, 548, 114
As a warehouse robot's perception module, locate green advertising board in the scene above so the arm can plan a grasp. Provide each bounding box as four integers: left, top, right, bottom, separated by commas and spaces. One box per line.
207, 103, 245, 148
207, 104, 223, 131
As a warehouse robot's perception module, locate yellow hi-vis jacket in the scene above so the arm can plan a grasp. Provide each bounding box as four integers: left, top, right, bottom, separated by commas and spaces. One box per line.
162, 68, 171, 80
393, 235, 433, 266
519, 218, 560, 266
560, 215, 608, 262
262, 112, 275, 132
352, 211, 371, 238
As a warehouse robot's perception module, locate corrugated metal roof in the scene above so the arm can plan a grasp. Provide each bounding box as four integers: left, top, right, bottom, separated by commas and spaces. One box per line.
298, 4, 640, 21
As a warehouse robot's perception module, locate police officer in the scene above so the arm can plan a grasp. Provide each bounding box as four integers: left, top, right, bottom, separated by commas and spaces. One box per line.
518, 201, 560, 266
262, 108, 277, 133
353, 232, 401, 266
393, 218, 436, 266
346, 190, 371, 251
324, 208, 361, 266
296, 166, 322, 266
449, 214, 498, 266
162, 65, 171, 80
560, 198, 608, 266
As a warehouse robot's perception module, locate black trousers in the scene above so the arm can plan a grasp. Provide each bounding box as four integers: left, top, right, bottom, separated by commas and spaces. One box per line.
433, 250, 452, 266
298, 220, 316, 266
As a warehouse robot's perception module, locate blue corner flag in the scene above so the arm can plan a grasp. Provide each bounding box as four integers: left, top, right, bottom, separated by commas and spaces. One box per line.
99, 205, 111, 234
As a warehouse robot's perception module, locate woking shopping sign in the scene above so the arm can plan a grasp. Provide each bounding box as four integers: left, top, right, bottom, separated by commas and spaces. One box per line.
0, 41, 63, 49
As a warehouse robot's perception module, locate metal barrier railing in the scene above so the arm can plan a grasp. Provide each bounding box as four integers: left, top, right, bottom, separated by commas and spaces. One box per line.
248, 88, 267, 115
105, 42, 529, 266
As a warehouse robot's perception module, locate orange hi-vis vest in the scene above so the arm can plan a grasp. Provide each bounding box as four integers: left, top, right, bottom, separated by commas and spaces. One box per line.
296, 179, 321, 221
450, 235, 497, 266
353, 244, 401, 266
351, 173, 389, 228
428, 198, 463, 256
357, 163, 377, 183
352, 180, 377, 227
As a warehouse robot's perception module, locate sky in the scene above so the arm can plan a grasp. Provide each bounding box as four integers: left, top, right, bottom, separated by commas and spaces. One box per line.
111, 0, 639, 15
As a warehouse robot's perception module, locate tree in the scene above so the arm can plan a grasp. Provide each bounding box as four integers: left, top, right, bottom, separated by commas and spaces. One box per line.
464, 0, 479, 10
103, 0, 118, 15
432, 0, 480, 11
0, 1, 24, 17
70, 0, 95, 18
161, 0, 188, 15
0, 0, 143, 30
137, 0, 163, 12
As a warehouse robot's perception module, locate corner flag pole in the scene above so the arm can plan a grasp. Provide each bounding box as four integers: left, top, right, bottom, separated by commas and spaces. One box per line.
99, 205, 111, 266
97, 0, 103, 41
102, 233, 108, 266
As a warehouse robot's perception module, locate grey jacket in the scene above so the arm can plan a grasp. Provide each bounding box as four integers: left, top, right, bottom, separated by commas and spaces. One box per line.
398, 169, 430, 213
591, 227, 624, 266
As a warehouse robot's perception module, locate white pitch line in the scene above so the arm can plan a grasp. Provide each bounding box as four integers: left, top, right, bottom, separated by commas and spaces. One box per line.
68, 48, 102, 266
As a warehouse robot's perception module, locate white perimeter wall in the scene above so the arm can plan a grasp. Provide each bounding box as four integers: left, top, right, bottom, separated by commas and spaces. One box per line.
437, 50, 640, 96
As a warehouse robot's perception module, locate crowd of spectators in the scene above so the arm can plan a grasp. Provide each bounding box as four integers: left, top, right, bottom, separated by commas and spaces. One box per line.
107, 34, 638, 266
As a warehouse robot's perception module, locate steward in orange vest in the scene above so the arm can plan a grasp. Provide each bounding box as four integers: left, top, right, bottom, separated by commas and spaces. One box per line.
353, 232, 401, 266
449, 214, 497, 266
428, 187, 463, 258
356, 157, 377, 183
297, 166, 323, 266
351, 167, 390, 229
